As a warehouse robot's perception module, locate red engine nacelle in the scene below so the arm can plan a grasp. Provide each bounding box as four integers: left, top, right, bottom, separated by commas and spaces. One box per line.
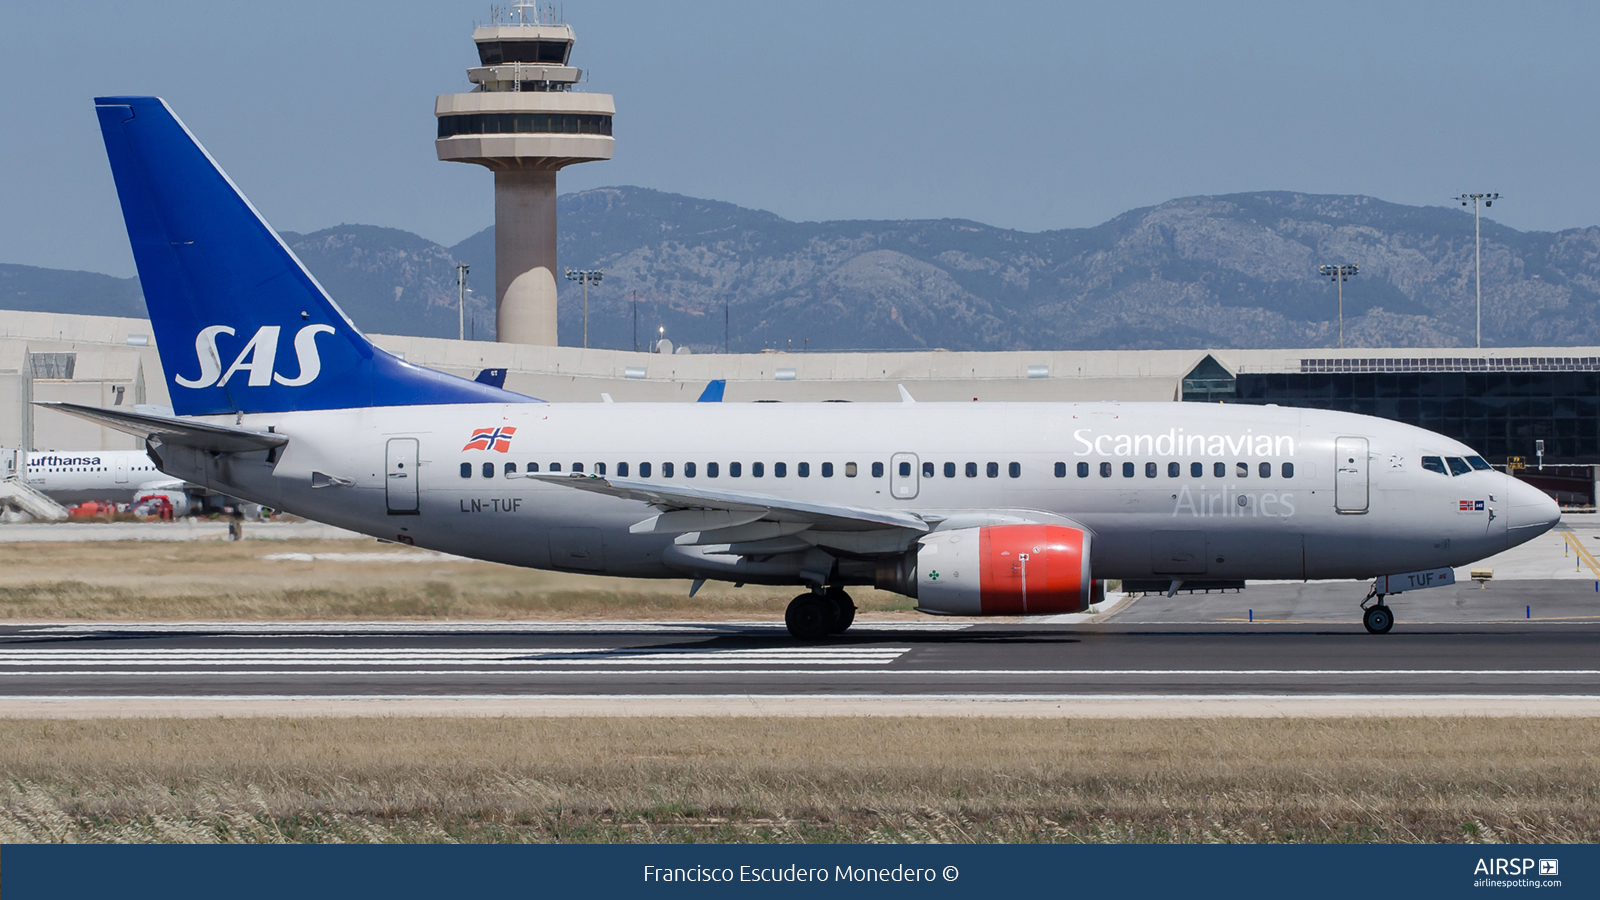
908, 523, 1094, 616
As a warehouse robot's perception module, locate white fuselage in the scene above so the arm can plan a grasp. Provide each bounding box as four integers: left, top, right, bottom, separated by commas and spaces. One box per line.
146, 400, 1559, 586
24, 450, 180, 505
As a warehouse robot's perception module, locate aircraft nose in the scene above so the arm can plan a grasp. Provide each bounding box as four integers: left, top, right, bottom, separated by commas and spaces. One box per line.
1506, 474, 1560, 545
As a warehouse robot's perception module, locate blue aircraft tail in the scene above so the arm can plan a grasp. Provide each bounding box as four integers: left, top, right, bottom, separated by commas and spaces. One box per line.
93, 96, 533, 416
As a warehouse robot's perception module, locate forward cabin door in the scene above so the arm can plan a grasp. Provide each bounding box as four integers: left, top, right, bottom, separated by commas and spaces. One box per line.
1334, 437, 1369, 514
114, 456, 128, 484
890, 452, 920, 500
386, 438, 420, 515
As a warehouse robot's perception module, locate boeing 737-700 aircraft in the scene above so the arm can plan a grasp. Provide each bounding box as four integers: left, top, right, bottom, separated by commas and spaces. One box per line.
45, 97, 1561, 637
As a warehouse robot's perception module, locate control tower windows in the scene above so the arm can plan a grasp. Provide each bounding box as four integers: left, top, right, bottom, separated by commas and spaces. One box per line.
438, 113, 613, 139
476, 40, 572, 66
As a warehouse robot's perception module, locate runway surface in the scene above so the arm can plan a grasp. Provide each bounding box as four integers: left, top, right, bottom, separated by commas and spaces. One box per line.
3, 608, 1598, 702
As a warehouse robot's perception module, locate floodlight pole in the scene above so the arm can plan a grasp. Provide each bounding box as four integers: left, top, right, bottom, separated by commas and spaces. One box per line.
455, 264, 470, 341
564, 268, 604, 348
1318, 264, 1359, 348
1457, 192, 1500, 348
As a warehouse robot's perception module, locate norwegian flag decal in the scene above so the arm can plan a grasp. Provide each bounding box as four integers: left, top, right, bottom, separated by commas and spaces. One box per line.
463, 426, 516, 453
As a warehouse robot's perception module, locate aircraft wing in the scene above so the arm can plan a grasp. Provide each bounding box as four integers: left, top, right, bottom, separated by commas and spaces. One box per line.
35, 402, 288, 454
528, 473, 929, 538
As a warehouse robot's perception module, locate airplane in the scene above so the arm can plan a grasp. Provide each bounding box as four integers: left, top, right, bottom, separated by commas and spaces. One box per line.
21, 449, 192, 510
44, 96, 1561, 638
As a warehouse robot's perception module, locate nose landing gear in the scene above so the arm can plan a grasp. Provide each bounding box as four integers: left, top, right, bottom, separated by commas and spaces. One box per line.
784, 586, 856, 639
1360, 588, 1394, 634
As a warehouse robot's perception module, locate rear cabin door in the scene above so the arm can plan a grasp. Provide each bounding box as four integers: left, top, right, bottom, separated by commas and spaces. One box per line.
1334, 437, 1369, 514
386, 438, 420, 515
890, 452, 920, 500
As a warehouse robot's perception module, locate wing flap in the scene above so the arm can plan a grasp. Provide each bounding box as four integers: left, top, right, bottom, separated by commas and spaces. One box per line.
529, 473, 929, 534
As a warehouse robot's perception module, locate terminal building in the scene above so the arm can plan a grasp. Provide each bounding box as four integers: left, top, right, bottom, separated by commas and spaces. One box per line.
2, 309, 1596, 507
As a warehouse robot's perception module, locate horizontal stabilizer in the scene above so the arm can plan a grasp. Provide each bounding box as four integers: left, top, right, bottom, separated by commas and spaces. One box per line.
35, 402, 288, 454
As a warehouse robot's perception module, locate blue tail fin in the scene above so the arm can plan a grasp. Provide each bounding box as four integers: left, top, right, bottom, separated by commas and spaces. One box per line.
94, 96, 534, 416
696, 379, 726, 402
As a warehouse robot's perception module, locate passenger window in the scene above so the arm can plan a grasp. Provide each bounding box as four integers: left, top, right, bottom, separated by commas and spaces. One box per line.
1282, 462, 1294, 478
1214, 462, 1226, 478
945, 462, 957, 478
482, 462, 494, 479
572, 462, 584, 473
921, 462, 933, 478
550, 462, 561, 472
966, 462, 978, 478
460, 462, 471, 479
1077, 462, 1089, 478
730, 462, 742, 477
1236, 462, 1248, 478
640, 462, 652, 478
528, 462, 539, 473
1100, 462, 1112, 478
1420, 456, 1447, 475
775, 462, 787, 477
1168, 462, 1179, 477
663, 462, 675, 478
1143, 462, 1155, 477
987, 462, 999, 478
1258, 462, 1271, 478
1467, 456, 1492, 471
800, 462, 811, 477
866, 462, 877, 478
1191, 462, 1202, 477
617, 462, 628, 477
822, 462, 833, 477
1122, 462, 1135, 478
898, 461, 911, 477
684, 462, 696, 478
1055, 462, 1067, 478
596, 462, 606, 476
504, 462, 517, 476
753, 462, 765, 477
1446, 457, 1471, 476
707, 462, 719, 478
1009, 462, 1021, 478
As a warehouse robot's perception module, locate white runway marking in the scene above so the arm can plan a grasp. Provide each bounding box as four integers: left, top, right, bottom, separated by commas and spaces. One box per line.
11, 621, 974, 635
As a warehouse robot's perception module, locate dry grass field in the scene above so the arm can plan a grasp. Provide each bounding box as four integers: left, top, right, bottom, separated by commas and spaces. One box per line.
0, 539, 915, 621
0, 716, 1595, 844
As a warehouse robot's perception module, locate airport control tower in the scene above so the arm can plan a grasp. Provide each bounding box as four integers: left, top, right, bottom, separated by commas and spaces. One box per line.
436, 4, 614, 346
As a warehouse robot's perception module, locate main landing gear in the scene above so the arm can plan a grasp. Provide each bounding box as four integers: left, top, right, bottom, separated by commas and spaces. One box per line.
785, 587, 856, 640
1360, 589, 1394, 634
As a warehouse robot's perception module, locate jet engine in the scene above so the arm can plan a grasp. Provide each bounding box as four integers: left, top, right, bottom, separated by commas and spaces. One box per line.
877, 523, 1095, 616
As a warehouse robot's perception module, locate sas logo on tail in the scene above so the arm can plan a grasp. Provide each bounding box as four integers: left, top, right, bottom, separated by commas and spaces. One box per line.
463, 427, 516, 453
175, 324, 336, 390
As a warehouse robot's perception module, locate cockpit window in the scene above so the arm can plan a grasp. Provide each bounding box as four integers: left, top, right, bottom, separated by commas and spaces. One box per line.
1446, 457, 1472, 476
1467, 456, 1492, 471
1421, 456, 1447, 475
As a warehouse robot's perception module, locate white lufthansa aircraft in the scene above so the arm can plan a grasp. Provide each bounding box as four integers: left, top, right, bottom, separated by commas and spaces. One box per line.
47, 97, 1560, 637
23, 449, 191, 509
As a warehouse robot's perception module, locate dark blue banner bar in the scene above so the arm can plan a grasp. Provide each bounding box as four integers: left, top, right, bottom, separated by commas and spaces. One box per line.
4, 843, 1592, 899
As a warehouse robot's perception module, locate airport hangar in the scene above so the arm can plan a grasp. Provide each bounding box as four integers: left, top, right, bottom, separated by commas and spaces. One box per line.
1, 307, 1596, 507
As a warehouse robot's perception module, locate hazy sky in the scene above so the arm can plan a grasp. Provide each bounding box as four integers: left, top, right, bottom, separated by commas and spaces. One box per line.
3, 1, 1597, 277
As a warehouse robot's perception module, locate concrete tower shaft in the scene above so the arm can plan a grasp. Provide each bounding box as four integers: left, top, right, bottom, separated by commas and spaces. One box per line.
435, 10, 614, 345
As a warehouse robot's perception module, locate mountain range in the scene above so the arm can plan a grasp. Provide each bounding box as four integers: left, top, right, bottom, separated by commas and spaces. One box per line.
5, 188, 1598, 352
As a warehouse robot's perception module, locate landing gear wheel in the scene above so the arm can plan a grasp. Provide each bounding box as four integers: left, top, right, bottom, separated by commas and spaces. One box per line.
785, 593, 835, 640
1363, 603, 1394, 635
827, 589, 856, 634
